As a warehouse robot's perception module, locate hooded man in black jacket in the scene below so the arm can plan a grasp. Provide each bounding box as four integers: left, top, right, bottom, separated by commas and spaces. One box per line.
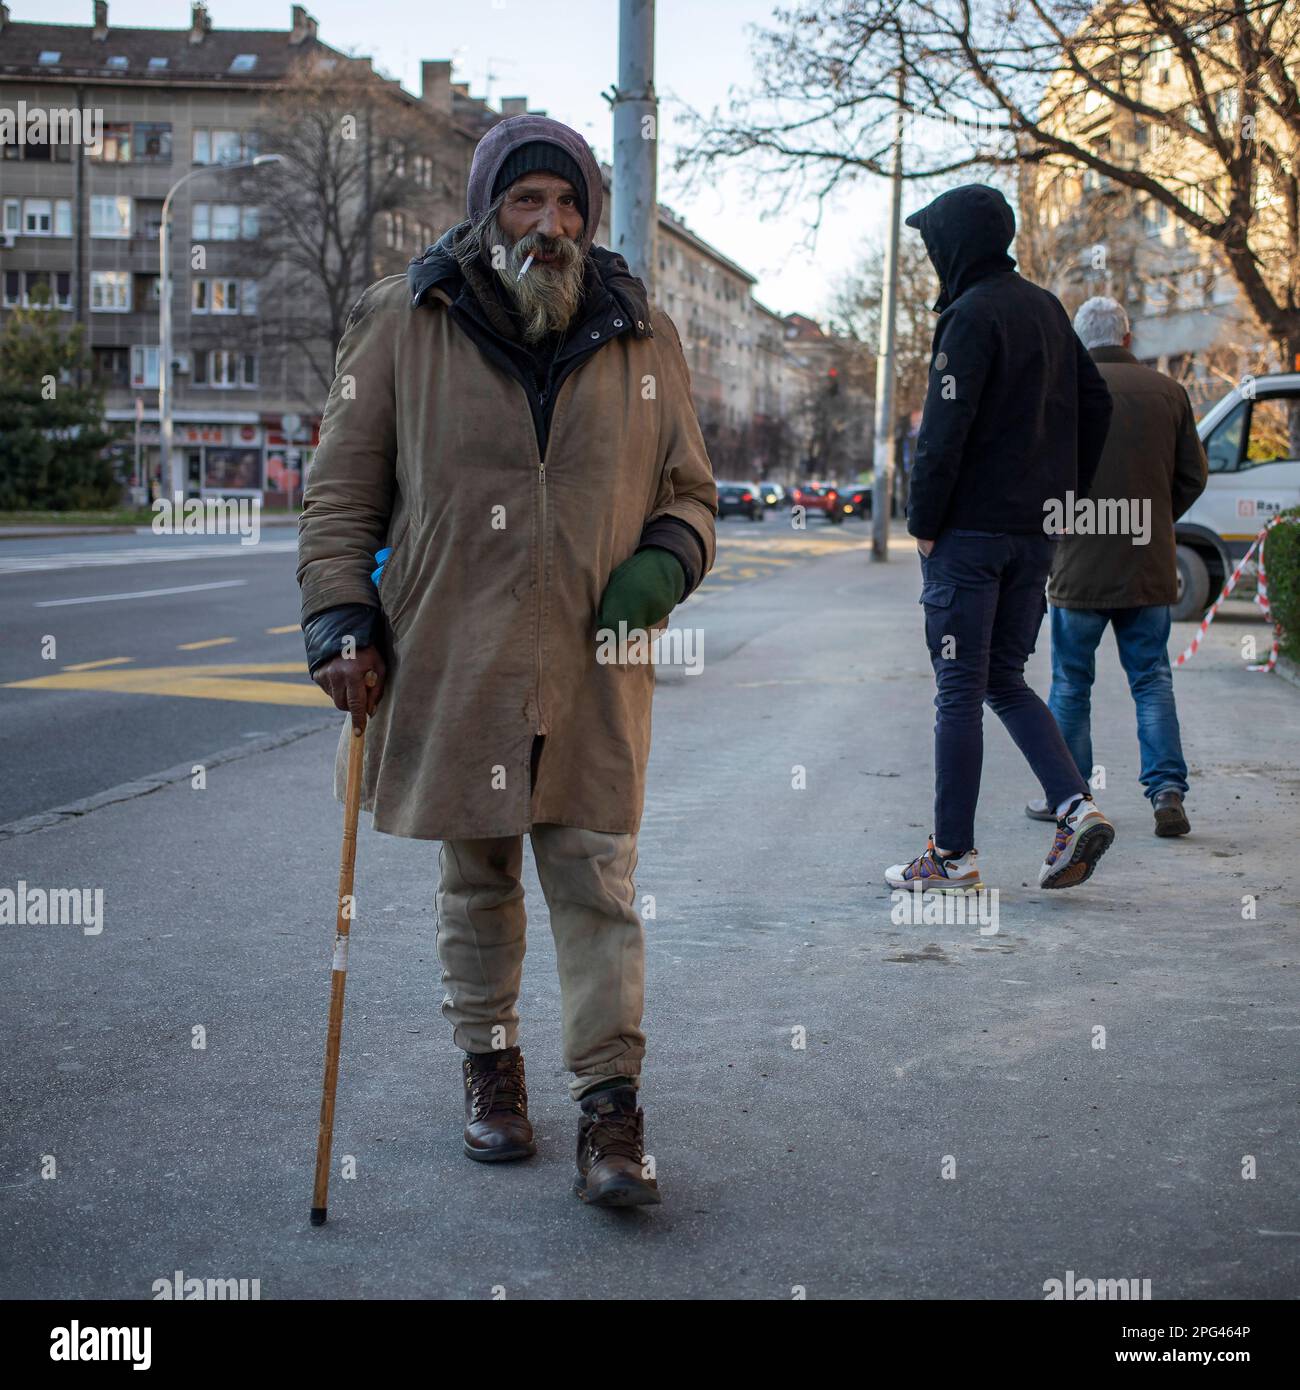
884, 184, 1118, 894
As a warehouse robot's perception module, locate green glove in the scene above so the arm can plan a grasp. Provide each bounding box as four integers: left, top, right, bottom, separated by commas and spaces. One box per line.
598, 547, 686, 631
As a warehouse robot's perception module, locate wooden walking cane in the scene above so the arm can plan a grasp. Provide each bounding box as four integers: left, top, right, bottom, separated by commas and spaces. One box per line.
310, 669, 376, 1227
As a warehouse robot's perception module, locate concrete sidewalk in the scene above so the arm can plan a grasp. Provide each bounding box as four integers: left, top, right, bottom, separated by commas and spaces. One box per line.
1, 540, 1296, 1299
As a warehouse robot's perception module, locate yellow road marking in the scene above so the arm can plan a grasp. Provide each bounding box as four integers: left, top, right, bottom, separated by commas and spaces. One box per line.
62, 657, 134, 671
5, 661, 329, 708
265, 624, 300, 634
177, 637, 236, 650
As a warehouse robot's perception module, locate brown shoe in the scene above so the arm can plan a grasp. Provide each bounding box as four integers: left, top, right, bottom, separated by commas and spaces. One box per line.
573, 1084, 661, 1207
462, 1046, 536, 1162
1153, 790, 1191, 837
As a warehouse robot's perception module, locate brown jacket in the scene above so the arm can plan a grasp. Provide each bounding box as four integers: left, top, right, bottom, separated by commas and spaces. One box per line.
1049, 346, 1207, 609
298, 275, 717, 840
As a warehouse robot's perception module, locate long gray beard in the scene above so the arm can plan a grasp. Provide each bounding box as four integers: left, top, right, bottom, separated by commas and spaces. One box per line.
484, 212, 585, 343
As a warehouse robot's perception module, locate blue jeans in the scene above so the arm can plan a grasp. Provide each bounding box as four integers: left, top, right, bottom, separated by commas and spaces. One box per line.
1048, 605, 1189, 802
920, 530, 1088, 855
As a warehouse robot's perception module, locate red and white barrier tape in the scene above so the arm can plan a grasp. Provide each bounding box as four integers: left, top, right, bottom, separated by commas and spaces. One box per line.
1174, 514, 1294, 669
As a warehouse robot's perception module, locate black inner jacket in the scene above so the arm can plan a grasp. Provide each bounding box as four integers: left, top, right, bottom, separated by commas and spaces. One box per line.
301, 225, 708, 674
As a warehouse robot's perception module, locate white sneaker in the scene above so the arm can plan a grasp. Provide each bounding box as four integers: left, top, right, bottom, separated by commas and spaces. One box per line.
886, 837, 983, 891
1038, 797, 1115, 889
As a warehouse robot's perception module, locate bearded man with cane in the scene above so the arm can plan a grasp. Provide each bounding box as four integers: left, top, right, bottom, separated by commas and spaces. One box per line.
297, 116, 717, 1208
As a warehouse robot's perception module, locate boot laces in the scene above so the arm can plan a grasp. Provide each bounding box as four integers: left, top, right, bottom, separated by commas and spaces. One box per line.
468, 1063, 527, 1121
586, 1109, 643, 1164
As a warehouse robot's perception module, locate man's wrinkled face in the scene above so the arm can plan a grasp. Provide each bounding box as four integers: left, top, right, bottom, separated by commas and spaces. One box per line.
488, 171, 586, 343
498, 172, 585, 254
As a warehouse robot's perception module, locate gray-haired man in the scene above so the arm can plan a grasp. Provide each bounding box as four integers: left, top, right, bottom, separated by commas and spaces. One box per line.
1029, 297, 1208, 836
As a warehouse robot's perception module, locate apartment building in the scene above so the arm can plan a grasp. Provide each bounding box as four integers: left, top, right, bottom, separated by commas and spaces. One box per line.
0, 1, 836, 497
1019, 18, 1285, 407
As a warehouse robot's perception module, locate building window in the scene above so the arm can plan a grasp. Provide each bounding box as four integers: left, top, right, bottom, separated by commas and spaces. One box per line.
54, 199, 73, 236
3, 198, 18, 234
23, 199, 52, 235
212, 204, 241, 240
93, 123, 133, 162
90, 270, 132, 312
23, 270, 52, 307
92, 346, 130, 386
194, 348, 259, 389
230, 54, 258, 73
136, 201, 163, 241
192, 277, 249, 314
192, 203, 247, 241
134, 123, 172, 163
134, 273, 161, 306
2, 268, 69, 309
241, 206, 259, 239
192, 128, 245, 165
91, 195, 132, 238
131, 345, 161, 388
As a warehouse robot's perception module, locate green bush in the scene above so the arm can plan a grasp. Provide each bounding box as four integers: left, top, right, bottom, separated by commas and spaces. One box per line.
0, 289, 125, 510
1266, 507, 1300, 662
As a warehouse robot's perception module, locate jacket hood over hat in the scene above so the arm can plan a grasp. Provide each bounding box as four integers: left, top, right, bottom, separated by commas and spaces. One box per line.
905, 184, 1017, 311
466, 114, 605, 254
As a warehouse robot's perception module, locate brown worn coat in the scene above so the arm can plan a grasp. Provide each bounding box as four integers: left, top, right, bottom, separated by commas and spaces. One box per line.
1049, 346, 1207, 608
298, 275, 717, 840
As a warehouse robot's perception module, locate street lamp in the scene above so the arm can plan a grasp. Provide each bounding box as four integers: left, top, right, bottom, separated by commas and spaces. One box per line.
158, 153, 284, 501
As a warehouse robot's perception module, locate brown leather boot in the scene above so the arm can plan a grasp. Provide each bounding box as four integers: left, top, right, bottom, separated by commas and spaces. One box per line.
1153, 790, 1191, 837
462, 1046, 536, 1162
573, 1083, 661, 1206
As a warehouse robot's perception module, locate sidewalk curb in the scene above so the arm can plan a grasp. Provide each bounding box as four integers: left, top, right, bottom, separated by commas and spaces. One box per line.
1273, 654, 1300, 692
0, 715, 338, 842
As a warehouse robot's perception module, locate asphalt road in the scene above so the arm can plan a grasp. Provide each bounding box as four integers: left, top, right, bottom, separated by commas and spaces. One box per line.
0, 514, 868, 825
1, 519, 1295, 1299
0, 526, 313, 825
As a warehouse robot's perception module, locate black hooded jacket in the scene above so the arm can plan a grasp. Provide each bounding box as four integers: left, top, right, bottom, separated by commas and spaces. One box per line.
301, 224, 707, 675
903, 185, 1113, 539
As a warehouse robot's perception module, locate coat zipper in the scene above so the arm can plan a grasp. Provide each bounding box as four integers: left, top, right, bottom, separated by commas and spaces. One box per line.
534, 448, 547, 736
531, 343, 564, 737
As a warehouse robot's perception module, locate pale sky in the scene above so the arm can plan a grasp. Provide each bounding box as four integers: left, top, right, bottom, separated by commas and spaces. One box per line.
25, 0, 894, 321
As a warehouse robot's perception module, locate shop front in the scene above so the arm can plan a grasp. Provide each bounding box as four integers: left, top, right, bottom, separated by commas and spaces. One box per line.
108, 407, 319, 505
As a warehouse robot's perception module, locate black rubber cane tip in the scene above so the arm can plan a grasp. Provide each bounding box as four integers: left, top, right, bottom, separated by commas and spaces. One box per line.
310, 1206, 327, 1226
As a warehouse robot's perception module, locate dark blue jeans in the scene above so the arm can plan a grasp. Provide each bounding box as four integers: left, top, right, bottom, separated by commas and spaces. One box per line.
920, 530, 1088, 854
1048, 604, 1189, 801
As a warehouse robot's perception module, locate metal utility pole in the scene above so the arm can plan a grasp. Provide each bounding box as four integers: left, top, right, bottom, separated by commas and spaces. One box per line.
871, 63, 905, 562
612, 0, 657, 293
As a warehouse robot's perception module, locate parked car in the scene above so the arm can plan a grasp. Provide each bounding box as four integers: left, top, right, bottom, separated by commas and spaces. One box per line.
790, 482, 846, 524
716, 481, 766, 521
841, 480, 901, 520
757, 481, 787, 509
1175, 372, 1300, 620
843, 483, 873, 520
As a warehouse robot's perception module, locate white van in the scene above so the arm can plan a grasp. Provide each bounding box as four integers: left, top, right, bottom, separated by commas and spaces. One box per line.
1175, 372, 1300, 620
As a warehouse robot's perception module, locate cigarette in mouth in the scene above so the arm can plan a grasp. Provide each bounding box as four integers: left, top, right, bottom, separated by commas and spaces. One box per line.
516, 253, 535, 281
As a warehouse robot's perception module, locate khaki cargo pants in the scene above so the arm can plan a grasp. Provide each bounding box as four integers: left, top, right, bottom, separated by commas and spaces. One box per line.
434, 824, 646, 1101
